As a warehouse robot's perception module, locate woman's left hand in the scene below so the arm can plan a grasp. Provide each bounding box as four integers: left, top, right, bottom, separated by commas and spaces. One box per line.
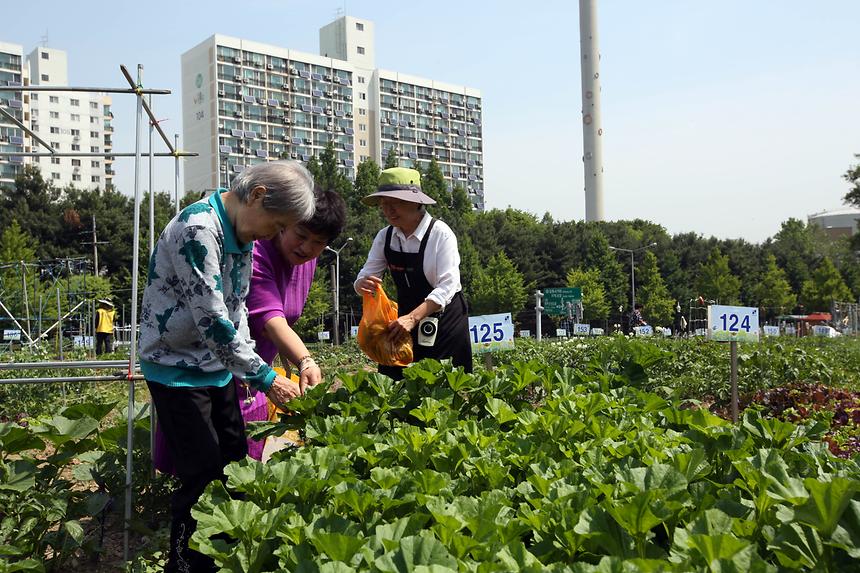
388, 314, 416, 341
299, 364, 322, 394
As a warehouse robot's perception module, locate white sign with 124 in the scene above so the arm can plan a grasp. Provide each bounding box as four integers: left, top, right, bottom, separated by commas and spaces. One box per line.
707, 305, 759, 342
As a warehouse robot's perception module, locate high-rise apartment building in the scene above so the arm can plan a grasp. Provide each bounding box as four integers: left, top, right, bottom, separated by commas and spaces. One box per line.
0, 41, 27, 186
26, 47, 114, 189
182, 16, 484, 208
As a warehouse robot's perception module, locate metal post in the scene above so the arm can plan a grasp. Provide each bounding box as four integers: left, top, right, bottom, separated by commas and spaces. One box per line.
174, 134, 181, 216
56, 287, 63, 360
730, 340, 738, 423
579, 0, 604, 222
630, 251, 635, 310
535, 290, 543, 342
331, 264, 339, 345
20, 261, 31, 339
92, 214, 99, 276
148, 95, 155, 257
124, 64, 145, 563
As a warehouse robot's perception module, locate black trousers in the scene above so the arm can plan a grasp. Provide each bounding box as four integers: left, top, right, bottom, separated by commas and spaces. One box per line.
147, 380, 247, 573
95, 332, 112, 354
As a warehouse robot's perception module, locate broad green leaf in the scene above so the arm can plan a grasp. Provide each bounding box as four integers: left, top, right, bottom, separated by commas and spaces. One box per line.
606, 491, 672, 536
63, 519, 85, 545
829, 499, 860, 558
374, 515, 432, 553
686, 533, 750, 563
0, 424, 44, 456
485, 398, 518, 426
574, 505, 636, 558
31, 415, 99, 445
794, 477, 858, 537
767, 522, 822, 569
308, 531, 365, 563
374, 533, 458, 572
0, 459, 37, 492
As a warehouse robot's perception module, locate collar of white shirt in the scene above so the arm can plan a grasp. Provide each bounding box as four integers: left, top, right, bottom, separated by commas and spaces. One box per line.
392, 211, 432, 243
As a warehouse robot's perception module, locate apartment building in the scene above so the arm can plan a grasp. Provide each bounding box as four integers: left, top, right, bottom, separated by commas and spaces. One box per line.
182, 16, 484, 208
26, 47, 114, 189
0, 41, 27, 186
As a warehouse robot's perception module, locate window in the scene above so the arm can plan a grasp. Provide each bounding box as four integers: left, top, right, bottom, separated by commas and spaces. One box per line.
51, 172, 60, 179
359, 93, 366, 101
41, 52, 49, 60
90, 102, 98, 109
72, 174, 81, 182
49, 111, 59, 119
90, 117, 98, 124
71, 144, 80, 151
358, 76, 365, 84
31, 109, 39, 117
90, 146, 99, 153
359, 108, 366, 116
71, 159, 81, 167
70, 129, 80, 136
31, 93, 37, 101
92, 176, 101, 183
91, 160, 100, 168
50, 142, 59, 149
356, 46, 365, 55
355, 22, 364, 31
360, 123, 368, 132
41, 74, 49, 81
70, 114, 80, 122
70, 99, 80, 107
359, 139, 367, 146
50, 127, 60, 134
49, 96, 59, 103
90, 131, 98, 138
51, 157, 61, 165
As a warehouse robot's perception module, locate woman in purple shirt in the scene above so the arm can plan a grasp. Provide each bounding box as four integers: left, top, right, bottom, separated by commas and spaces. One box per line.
239, 188, 346, 458
154, 188, 346, 469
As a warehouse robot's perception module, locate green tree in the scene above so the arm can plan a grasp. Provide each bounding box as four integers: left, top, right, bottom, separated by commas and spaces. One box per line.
800, 257, 854, 312
582, 226, 628, 313
292, 271, 331, 340
0, 166, 63, 259
751, 254, 797, 319
565, 267, 609, 321
470, 252, 528, 315
384, 149, 399, 169
0, 220, 38, 319
843, 154, 860, 209
636, 251, 674, 326
695, 247, 741, 304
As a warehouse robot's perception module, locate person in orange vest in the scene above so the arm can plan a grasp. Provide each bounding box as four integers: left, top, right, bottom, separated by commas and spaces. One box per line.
95, 299, 115, 355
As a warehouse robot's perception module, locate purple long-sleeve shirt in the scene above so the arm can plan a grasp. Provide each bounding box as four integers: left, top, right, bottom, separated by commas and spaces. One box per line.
246, 238, 317, 364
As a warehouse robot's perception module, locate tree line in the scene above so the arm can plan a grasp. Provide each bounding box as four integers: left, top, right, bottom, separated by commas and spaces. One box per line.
1, 148, 858, 339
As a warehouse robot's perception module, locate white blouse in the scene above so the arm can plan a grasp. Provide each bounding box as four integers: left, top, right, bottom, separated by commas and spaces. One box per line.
354, 212, 462, 310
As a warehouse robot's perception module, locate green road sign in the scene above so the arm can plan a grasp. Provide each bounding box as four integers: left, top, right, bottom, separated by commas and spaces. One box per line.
543, 287, 582, 315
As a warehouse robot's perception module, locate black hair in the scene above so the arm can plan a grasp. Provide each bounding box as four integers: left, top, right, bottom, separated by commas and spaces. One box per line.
634, 303, 644, 310
303, 187, 347, 241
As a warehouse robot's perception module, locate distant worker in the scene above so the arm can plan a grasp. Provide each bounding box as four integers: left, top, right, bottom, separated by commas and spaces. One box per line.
624, 302, 647, 335
95, 299, 115, 355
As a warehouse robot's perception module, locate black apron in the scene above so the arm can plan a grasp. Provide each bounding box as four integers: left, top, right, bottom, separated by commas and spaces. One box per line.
378, 219, 473, 380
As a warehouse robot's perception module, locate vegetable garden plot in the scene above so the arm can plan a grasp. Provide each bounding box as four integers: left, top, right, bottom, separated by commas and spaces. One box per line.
192, 357, 860, 572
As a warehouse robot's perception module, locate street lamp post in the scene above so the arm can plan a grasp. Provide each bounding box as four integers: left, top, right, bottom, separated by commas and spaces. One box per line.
608, 242, 657, 311
325, 237, 353, 345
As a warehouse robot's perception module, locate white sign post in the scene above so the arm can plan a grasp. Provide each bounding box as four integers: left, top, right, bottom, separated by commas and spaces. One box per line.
633, 325, 653, 337
763, 325, 780, 337
573, 323, 590, 336
317, 330, 331, 342
555, 328, 567, 338
707, 305, 760, 423
350, 325, 359, 338
519, 329, 531, 338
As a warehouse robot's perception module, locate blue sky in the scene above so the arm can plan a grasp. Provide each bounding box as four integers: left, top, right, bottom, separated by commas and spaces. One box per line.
6, 1, 859, 242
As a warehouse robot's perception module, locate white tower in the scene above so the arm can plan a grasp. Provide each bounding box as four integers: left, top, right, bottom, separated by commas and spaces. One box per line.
579, 0, 604, 221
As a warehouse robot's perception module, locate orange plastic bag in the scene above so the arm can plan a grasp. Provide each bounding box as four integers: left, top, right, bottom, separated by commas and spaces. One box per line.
357, 286, 413, 366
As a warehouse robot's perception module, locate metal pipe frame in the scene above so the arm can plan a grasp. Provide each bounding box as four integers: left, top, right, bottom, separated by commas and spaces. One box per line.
0, 106, 56, 153
0, 360, 138, 370
0, 86, 170, 94
120, 65, 177, 156
1, 374, 144, 385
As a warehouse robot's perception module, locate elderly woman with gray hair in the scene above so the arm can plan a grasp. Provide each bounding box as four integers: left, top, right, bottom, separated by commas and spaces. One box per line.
139, 160, 314, 573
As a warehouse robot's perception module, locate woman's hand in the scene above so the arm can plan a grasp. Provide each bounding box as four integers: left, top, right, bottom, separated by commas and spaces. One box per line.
298, 357, 322, 393
265, 374, 301, 410
388, 314, 416, 342
357, 275, 382, 295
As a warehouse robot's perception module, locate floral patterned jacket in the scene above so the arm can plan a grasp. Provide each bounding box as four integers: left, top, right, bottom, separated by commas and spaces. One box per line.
139, 191, 275, 391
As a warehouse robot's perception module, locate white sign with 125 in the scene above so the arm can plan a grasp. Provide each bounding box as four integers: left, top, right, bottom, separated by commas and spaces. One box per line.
468, 313, 514, 354
707, 305, 759, 342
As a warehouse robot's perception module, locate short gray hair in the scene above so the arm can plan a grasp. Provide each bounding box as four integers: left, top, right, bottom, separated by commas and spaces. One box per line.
230, 160, 315, 222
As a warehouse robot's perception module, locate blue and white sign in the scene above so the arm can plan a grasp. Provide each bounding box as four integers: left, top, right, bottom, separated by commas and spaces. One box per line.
317, 330, 331, 341
573, 323, 590, 336
3, 329, 21, 341
661, 327, 672, 337
812, 325, 838, 338
763, 325, 780, 337
556, 328, 568, 338
468, 313, 514, 354
350, 325, 359, 338
591, 327, 604, 336
519, 329, 531, 338
785, 325, 797, 336
707, 305, 759, 342
634, 325, 653, 337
